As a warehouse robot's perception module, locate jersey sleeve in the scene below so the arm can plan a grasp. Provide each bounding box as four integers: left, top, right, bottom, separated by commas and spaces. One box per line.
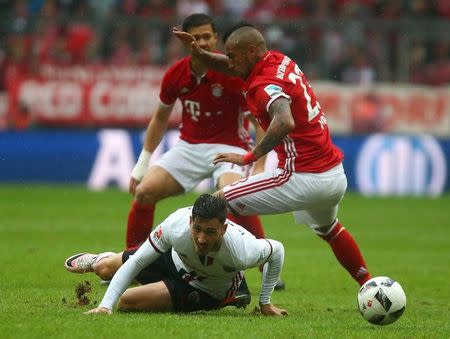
250, 80, 292, 114
158, 68, 178, 106
229, 227, 285, 305
148, 208, 186, 253
239, 237, 276, 268
228, 224, 274, 269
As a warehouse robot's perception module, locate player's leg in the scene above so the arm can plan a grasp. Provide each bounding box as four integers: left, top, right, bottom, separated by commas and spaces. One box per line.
126, 165, 183, 248
215, 169, 299, 216
293, 165, 371, 286
315, 219, 371, 286
297, 205, 371, 286
64, 252, 116, 276
118, 281, 173, 312
93, 252, 124, 281
215, 169, 292, 290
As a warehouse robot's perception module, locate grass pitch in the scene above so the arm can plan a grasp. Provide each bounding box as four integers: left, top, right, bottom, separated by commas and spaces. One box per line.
0, 185, 449, 338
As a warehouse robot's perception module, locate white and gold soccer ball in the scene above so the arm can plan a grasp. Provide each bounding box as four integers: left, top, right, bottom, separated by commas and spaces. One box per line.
357, 276, 406, 325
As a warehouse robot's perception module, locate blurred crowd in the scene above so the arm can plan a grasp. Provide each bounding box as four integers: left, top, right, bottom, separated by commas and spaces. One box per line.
1, 0, 450, 92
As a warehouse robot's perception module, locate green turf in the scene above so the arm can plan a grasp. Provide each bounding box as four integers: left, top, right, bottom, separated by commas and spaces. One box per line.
0, 185, 449, 338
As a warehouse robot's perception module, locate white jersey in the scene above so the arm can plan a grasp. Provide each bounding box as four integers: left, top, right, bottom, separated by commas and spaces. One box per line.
99, 207, 284, 310
149, 207, 274, 299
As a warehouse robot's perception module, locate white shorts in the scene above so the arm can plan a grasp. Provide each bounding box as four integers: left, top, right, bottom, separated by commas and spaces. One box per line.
223, 163, 347, 230
153, 140, 249, 192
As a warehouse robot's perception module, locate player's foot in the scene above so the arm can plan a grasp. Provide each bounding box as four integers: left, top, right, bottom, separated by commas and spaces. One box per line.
64, 253, 98, 273
223, 292, 251, 309
65, 252, 115, 273
222, 277, 251, 309
274, 279, 286, 291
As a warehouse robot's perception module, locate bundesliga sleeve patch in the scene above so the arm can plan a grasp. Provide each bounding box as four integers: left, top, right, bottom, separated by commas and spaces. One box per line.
151, 226, 163, 243
149, 225, 165, 253
264, 84, 283, 97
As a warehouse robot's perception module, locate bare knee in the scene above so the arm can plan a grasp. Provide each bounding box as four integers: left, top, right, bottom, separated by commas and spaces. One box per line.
117, 290, 139, 312
117, 294, 133, 312
94, 258, 118, 281
134, 184, 158, 205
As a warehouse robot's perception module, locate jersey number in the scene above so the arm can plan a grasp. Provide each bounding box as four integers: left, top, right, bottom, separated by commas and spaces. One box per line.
288, 64, 323, 124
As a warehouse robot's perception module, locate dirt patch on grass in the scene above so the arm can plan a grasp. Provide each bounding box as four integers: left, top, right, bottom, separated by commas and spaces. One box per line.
74, 280, 92, 306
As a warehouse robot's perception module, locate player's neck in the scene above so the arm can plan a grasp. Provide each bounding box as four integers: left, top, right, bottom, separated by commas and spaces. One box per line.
190, 58, 208, 78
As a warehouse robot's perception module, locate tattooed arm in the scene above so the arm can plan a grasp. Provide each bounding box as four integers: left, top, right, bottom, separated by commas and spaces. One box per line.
251, 97, 295, 159
213, 97, 294, 166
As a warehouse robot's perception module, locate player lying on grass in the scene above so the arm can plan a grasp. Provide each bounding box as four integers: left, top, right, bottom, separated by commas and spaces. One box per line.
65, 194, 287, 316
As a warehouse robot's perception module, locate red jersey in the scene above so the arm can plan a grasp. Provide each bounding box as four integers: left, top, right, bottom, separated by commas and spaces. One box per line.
159, 56, 250, 149
243, 51, 343, 173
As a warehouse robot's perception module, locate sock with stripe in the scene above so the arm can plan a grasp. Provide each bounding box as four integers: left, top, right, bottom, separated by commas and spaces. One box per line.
318, 221, 371, 286
126, 201, 155, 249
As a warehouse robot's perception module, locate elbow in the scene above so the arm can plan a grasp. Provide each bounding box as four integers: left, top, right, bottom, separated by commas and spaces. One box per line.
273, 240, 285, 261
285, 118, 295, 134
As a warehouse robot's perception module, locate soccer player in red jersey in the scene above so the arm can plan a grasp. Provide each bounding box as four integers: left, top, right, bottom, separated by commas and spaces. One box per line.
173, 23, 371, 286
126, 15, 266, 263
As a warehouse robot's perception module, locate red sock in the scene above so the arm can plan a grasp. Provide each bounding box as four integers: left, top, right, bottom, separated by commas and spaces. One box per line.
126, 201, 155, 249
319, 222, 371, 286
227, 214, 265, 239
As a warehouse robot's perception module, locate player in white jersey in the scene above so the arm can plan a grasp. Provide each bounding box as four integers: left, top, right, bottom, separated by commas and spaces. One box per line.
64, 194, 287, 316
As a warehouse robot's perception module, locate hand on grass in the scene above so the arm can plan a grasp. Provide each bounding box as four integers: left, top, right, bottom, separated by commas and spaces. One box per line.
259, 303, 288, 316
84, 307, 112, 315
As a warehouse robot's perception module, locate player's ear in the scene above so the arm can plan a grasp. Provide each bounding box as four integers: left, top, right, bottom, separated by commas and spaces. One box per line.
248, 44, 258, 58
222, 222, 228, 234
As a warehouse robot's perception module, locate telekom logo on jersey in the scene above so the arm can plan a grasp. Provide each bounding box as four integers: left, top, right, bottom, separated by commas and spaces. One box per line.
184, 100, 200, 121
356, 134, 447, 196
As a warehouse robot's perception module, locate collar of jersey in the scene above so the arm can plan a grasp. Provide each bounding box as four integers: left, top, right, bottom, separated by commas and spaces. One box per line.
187, 53, 221, 83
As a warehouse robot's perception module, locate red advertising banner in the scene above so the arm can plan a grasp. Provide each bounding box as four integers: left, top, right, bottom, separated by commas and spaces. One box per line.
316, 82, 450, 136
7, 64, 182, 128
6, 65, 450, 135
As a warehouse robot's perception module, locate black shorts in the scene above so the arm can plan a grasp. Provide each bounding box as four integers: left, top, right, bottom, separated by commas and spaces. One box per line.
123, 249, 222, 313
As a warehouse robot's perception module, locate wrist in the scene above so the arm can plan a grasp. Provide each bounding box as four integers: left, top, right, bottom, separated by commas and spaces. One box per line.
131, 149, 152, 181
243, 151, 257, 165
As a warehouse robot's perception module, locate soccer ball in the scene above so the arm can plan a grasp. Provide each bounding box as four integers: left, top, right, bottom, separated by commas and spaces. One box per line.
357, 276, 406, 325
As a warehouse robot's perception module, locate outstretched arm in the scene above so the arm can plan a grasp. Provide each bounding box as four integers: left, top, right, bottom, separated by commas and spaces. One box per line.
129, 104, 172, 195
172, 27, 238, 76
85, 240, 160, 314
258, 240, 288, 316
213, 97, 295, 166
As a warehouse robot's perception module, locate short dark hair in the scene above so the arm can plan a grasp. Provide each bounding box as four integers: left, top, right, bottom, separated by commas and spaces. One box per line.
182, 13, 216, 33
192, 194, 227, 223
222, 22, 255, 44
